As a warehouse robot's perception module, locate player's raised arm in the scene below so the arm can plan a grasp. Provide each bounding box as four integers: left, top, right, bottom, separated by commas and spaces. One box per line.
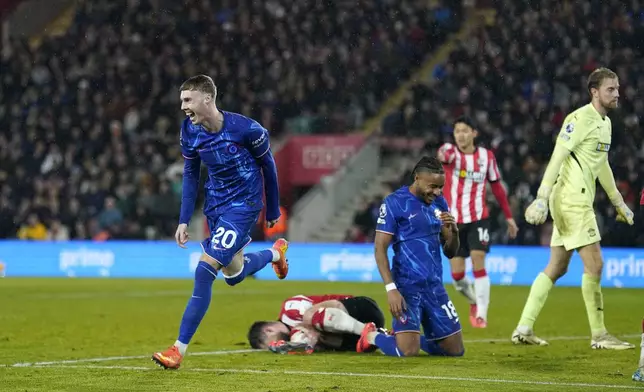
246, 123, 280, 225
598, 160, 634, 225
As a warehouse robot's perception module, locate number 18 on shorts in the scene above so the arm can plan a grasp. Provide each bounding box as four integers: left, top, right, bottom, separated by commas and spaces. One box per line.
392, 286, 462, 340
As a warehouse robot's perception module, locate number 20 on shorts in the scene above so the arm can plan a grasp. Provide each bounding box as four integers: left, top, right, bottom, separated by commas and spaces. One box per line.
212, 227, 237, 249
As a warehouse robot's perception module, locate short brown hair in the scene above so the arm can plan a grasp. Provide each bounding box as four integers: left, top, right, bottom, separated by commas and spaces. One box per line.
180, 75, 217, 98
587, 67, 618, 95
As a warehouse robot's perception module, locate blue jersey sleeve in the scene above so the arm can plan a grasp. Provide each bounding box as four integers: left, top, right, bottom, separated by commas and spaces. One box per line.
245, 122, 271, 158
376, 197, 397, 235
180, 120, 198, 159
433, 196, 449, 213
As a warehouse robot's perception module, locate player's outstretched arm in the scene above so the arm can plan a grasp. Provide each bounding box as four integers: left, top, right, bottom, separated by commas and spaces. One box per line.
598, 160, 634, 225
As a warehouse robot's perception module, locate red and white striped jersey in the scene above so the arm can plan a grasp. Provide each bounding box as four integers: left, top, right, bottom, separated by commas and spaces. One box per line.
277, 294, 352, 327
438, 143, 502, 224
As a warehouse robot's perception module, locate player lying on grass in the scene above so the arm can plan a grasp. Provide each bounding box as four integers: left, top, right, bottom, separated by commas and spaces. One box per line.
357, 156, 465, 357
247, 294, 386, 354
514, 67, 634, 350
152, 75, 289, 370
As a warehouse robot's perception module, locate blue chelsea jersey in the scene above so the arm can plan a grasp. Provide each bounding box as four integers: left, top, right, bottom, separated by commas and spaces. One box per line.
179, 111, 270, 216
376, 187, 449, 289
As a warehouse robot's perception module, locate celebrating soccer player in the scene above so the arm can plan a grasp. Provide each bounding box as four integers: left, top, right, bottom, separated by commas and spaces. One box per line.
152, 75, 289, 369
512, 68, 635, 350
438, 116, 518, 328
356, 157, 465, 357
247, 294, 386, 354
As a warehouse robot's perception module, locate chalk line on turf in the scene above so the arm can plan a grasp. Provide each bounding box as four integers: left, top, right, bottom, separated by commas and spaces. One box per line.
4, 334, 640, 368
19, 364, 644, 390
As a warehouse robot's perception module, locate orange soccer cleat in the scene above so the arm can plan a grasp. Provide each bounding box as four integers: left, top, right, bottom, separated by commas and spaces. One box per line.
152, 345, 183, 370
271, 238, 289, 279
472, 316, 488, 329
356, 322, 377, 353
468, 304, 478, 327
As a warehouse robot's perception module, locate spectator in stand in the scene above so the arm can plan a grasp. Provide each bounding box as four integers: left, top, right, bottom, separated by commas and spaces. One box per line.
370, 0, 644, 247
17, 213, 47, 240
0, 0, 463, 240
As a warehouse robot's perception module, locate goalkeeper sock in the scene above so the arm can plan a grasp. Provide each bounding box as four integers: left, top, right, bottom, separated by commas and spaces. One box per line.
581, 273, 607, 337
311, 308, 365, 335
223, 250, 273, 286
517, 272, 553, 331
452, 272, 476, 304
177, 261, 218, 351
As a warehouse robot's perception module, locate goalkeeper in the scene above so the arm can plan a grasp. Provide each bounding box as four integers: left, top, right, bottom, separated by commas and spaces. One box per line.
511, 68, 635, 350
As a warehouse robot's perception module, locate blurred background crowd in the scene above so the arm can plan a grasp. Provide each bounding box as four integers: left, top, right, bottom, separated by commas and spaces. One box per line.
1, 0, 642, 247
348, 0, 644, 247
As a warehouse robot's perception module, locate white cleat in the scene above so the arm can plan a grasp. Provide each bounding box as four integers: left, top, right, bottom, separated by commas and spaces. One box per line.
591, 333, 635, 350
511, 328, 549, 346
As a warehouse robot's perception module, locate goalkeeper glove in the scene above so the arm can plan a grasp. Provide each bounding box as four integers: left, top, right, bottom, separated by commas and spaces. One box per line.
525, 185, 551, 225
611, 195, 634, 225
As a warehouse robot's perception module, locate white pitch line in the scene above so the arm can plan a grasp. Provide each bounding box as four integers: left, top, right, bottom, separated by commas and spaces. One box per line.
7, 349, 258, 367
464, 333, 641, 344
28, 365, 644, 390
3, 334, 640, 368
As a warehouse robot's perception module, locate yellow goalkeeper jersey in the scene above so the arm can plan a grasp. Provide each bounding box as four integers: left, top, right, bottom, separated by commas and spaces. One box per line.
554, 103, 612, 203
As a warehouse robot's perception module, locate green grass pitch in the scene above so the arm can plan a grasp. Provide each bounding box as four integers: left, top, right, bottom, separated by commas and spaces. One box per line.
1, 278, 643, 391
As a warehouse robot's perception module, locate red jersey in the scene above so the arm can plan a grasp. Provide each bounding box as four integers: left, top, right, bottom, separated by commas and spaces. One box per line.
438, 143, 507, 224
277, 294, 352, 327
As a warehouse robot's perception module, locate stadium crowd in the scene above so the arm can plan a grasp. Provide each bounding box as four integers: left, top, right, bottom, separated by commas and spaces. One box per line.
0, 0, 462, 240
348, 0, 644, 247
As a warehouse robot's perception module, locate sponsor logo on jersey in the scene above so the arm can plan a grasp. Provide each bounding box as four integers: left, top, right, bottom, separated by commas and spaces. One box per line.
596, 142, 610, 152
251, 131, 267, 147
458, 170, 485, 182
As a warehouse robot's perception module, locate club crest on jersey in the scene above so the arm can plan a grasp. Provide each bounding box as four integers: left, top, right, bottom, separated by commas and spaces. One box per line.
596, 142, 610, 152
459, 170, 485, 182
226, 144, 239, 155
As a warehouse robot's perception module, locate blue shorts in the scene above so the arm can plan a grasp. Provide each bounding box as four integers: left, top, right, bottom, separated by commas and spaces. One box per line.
200, 211, 259, 267
392, 284, 462, 341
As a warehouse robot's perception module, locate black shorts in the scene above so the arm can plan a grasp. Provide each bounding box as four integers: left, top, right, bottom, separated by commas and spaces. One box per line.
455, 218, 490, 258
323, 296, 385, 352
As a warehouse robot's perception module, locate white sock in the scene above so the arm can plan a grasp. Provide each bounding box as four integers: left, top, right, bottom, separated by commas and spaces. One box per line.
316, 308, 365, 335
174, 340, 188, 356
453, 277, 476, 304
474, 275, 490, 320
270, 249, 280, 262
